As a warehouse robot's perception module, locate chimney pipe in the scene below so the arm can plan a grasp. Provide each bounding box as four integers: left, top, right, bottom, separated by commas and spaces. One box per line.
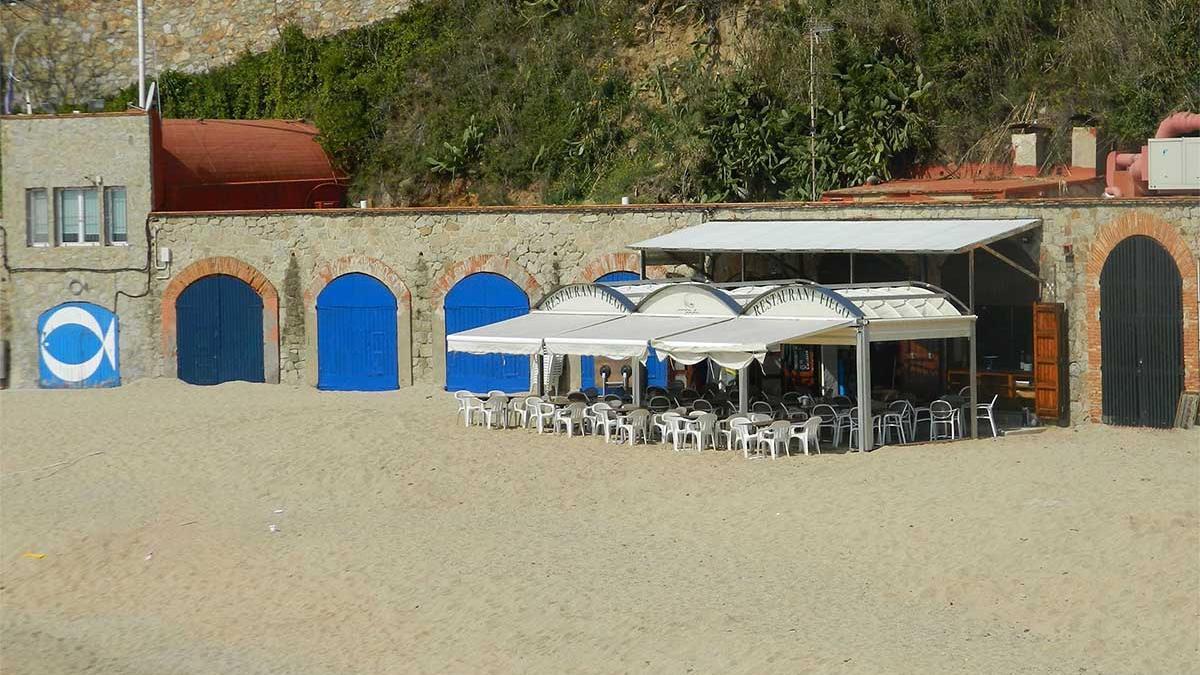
1070, 126, 1102, 176
1010, 125, 1049, 175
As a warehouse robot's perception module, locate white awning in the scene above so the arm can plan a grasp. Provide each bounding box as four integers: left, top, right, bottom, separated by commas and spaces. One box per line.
544, 314, 731, 360
652, 316, 854, 369
447, 312, 622, 355
630, 218, 1040, 254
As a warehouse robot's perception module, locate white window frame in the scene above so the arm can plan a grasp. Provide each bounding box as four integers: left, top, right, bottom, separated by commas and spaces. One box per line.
26, 188, 50, 247
56, 187, 101, 247
104, 186, 129, 246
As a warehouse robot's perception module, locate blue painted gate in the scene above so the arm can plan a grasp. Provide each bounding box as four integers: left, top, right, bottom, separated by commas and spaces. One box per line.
176, 274, 264, 385
445, 272, 530, 392
317, 273, 398, 391
582, 271, 667, 390
38, 302, 120, 388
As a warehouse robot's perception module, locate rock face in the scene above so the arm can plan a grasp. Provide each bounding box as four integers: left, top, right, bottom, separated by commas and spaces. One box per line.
0, 0, 409, 106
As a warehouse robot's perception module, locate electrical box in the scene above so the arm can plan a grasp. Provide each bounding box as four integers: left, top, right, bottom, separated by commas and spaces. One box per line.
1147, 137, 1200, 191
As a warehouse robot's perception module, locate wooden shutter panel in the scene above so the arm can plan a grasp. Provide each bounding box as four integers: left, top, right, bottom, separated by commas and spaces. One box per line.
1033, 303, 1068, 424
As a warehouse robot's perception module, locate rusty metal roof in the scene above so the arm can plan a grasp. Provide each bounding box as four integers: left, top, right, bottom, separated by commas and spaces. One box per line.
157, 118, 346, 187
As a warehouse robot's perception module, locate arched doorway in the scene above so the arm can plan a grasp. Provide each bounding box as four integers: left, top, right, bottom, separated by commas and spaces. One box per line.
445, 272, 530, 392
176, 275, 265, 385
317, 273, 398, 391
1100, 235, 1184, 427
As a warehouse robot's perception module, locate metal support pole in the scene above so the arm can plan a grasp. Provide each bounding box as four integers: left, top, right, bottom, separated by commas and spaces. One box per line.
740, 252, 745, 282
137, 0, 146, 108
849, 252, 855, 283
968, 322, 978, 439
809, 28, 817, 201
856, 324, 872, 452
639, 251, 646, 280
534, 352, 544, 397
968, 249, 975, 312
631, 357, 643, 407
738, 367, 749, 414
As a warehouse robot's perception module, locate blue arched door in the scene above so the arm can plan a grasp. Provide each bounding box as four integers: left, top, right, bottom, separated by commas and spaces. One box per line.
176, 275, 264, 385
445, 272, 530, 392
317, 273, 398, 391
580, 271, 667, 390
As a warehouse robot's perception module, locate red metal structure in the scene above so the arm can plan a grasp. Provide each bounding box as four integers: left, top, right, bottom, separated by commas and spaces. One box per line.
153, 117, 348, 211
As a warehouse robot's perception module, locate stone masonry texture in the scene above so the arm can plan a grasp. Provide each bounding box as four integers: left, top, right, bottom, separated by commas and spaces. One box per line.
0, 0, 409, 106
1, 195, 1197, 425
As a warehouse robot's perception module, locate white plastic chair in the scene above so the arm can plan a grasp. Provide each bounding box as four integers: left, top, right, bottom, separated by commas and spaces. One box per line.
976, 394, 1000, 437
529, 400, 556, 433
812, 404, 841, 445
879, 401, 908, 445
652, 412, 683, 447
515, 396, 539, 428
679, 412, 719, 452
790, 416, 822, 456
480, 394, 510, 429
614, 409, 651, 445
756, 420, 794, 459
590, 402, 620, 443
751, 400, 775, 416
719, 415, 749, 450
930, 400, 958, 440
553, 402, 588, 437
730, 419, 759, 458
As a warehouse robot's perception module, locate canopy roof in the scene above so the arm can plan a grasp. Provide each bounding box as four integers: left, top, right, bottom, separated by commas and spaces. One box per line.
545, 315, 730, 359
629, 218, 1040, 254
650, 316, 852, 369
445, 312, 622, 355
448, 279, 975, 365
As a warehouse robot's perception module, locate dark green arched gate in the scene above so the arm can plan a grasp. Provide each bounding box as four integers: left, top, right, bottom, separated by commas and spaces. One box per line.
1100, 236, 1184, 427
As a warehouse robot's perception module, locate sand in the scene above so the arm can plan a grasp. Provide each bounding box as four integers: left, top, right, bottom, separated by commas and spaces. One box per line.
0, 379, 1197, 674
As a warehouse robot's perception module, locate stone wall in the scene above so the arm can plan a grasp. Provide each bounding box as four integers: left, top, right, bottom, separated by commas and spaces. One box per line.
0, 0, 408, 107
2, 198, 1197, 425
0, 112, 155, 386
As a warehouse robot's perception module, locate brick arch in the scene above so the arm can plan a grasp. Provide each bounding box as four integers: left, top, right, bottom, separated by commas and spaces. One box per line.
428, 254, 543, 388
306, 254, 412, 312
576, 252, 668, 283
160, 256, 280, 383
304, 255, 414, 386
429, 254, 543, 312
1085, 211, 1199, 421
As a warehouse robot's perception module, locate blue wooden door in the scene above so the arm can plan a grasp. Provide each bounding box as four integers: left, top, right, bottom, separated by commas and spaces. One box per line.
176, 275, 264, 385
445, 272, 530, 392
317, 273, 398, 391
582, 271, 642, 390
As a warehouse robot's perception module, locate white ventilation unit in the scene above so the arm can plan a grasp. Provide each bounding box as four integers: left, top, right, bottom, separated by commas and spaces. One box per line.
1147, 137, 1200, 191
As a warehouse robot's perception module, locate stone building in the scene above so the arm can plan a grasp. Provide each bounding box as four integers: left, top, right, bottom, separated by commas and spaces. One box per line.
1, 110, 1197, 428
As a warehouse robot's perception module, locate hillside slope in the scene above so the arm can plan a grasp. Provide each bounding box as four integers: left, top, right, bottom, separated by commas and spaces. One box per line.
105, 0, 1200, 206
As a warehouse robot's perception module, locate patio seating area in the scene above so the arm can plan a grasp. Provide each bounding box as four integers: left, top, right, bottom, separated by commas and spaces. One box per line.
454, 376, 999, 459
449, 277, 998, 453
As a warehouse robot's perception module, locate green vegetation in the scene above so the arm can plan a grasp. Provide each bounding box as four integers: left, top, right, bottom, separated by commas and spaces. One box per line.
104, 0, 1200, 205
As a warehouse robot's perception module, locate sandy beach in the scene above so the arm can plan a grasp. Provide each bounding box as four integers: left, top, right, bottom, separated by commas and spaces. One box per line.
1, 379, 1197, 674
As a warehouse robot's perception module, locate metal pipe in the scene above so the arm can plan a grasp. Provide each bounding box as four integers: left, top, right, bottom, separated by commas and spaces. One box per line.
738, 366, 749, 414
809, 27, 817, 201
968, 249, 975, 311
137, 0, 146, 108
855, 323, 872, 452
631, 357, 642, 407
968, 322, 978, 439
